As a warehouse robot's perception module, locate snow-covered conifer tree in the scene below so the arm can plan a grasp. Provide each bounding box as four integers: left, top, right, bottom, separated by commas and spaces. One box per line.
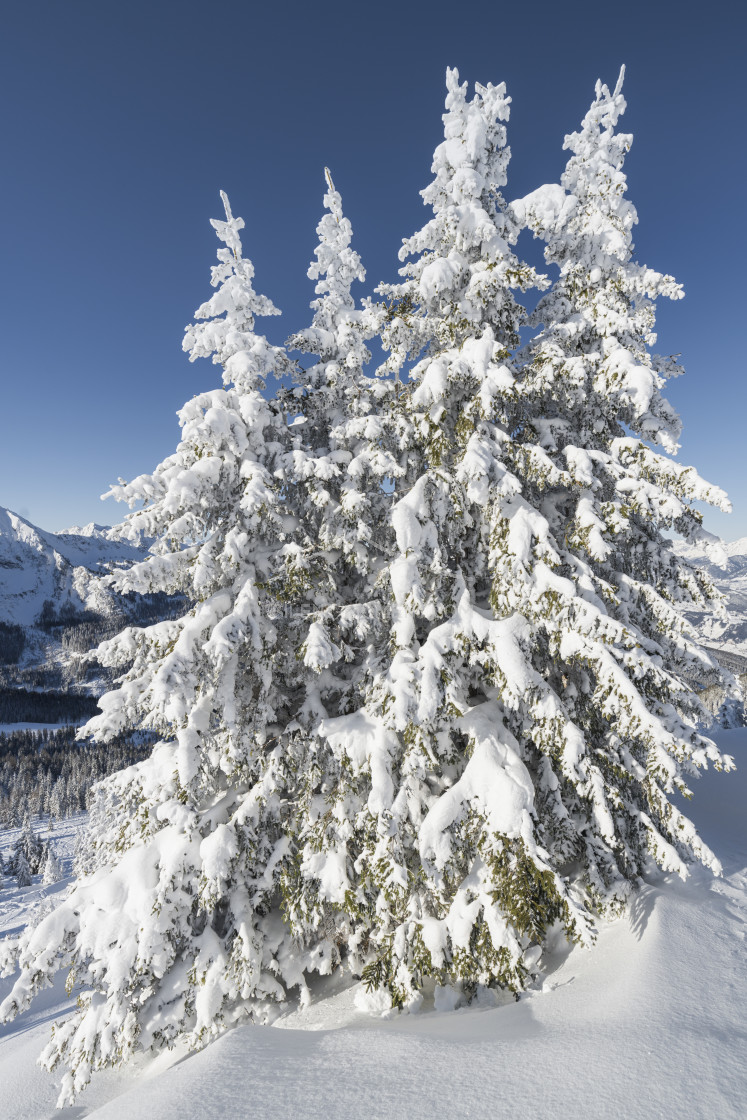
42, 844, 63, 886
14, 849, 31, 889
293, 68, 601, 1006
283, 168, 394, 582
0, 192, 323, 1104
377, 68, 541, 379
271, 170, 415, 978
502, 67, 733, 876
289, 68, 733, 1009
281, 166, 405, 668
14, 814, 44, 875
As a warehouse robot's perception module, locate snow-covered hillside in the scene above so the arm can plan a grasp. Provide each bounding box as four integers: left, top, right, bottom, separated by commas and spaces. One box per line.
674, 535, 747, 663
0, 507, 147, 628
0, 730, 744, 1119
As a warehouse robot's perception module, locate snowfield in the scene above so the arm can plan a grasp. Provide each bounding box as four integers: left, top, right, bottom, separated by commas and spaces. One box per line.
0, 731, 744, 1120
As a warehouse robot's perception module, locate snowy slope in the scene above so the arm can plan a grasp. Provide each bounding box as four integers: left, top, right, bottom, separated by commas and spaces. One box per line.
0, 731, 744, 1119
0, 507, 146, 627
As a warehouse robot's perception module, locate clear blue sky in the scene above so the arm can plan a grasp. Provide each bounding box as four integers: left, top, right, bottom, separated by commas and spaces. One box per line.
1, 1, 744, 538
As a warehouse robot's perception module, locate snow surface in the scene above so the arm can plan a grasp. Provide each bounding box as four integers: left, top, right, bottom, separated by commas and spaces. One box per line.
0, 732, 744, 1119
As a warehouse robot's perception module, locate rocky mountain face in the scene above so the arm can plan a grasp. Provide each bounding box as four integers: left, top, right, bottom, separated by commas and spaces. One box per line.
0, 510, 161, 819
673, 535, 747, 668
0, 507, 183, 706
0, 508, 147, 628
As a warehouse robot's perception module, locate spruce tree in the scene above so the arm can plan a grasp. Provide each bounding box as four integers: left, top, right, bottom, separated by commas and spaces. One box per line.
507, 67, 732, 877
282, 167, 397, 684
275, 170, 412, 986
14, 849, 31, 889
42, 844, 63, 886
0, 192, 313, 1105
13, 814, 44, 875
286, 68, 732, 1007
294, 68, 602, 1005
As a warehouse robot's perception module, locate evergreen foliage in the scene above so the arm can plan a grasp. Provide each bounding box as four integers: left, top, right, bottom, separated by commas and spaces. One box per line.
0, 623, 25, 665
8, 814, 45, 879
0, 688, 99, 725
14, 849, 31, 889
0, 68, 734, 1106
42, 843, 63, 885
0, 726, 150, 827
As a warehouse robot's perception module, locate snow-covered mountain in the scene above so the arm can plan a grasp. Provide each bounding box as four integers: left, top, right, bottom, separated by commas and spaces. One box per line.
0, 507, 147, 627
673, 535, 747, 664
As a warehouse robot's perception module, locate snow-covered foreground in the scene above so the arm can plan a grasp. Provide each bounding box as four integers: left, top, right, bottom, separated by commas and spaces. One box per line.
0, 732, 745, 1120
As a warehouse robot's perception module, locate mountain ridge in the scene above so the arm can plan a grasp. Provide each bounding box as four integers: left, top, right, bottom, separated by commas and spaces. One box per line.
0, 506, 147, 628
672, 535, 747, 661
